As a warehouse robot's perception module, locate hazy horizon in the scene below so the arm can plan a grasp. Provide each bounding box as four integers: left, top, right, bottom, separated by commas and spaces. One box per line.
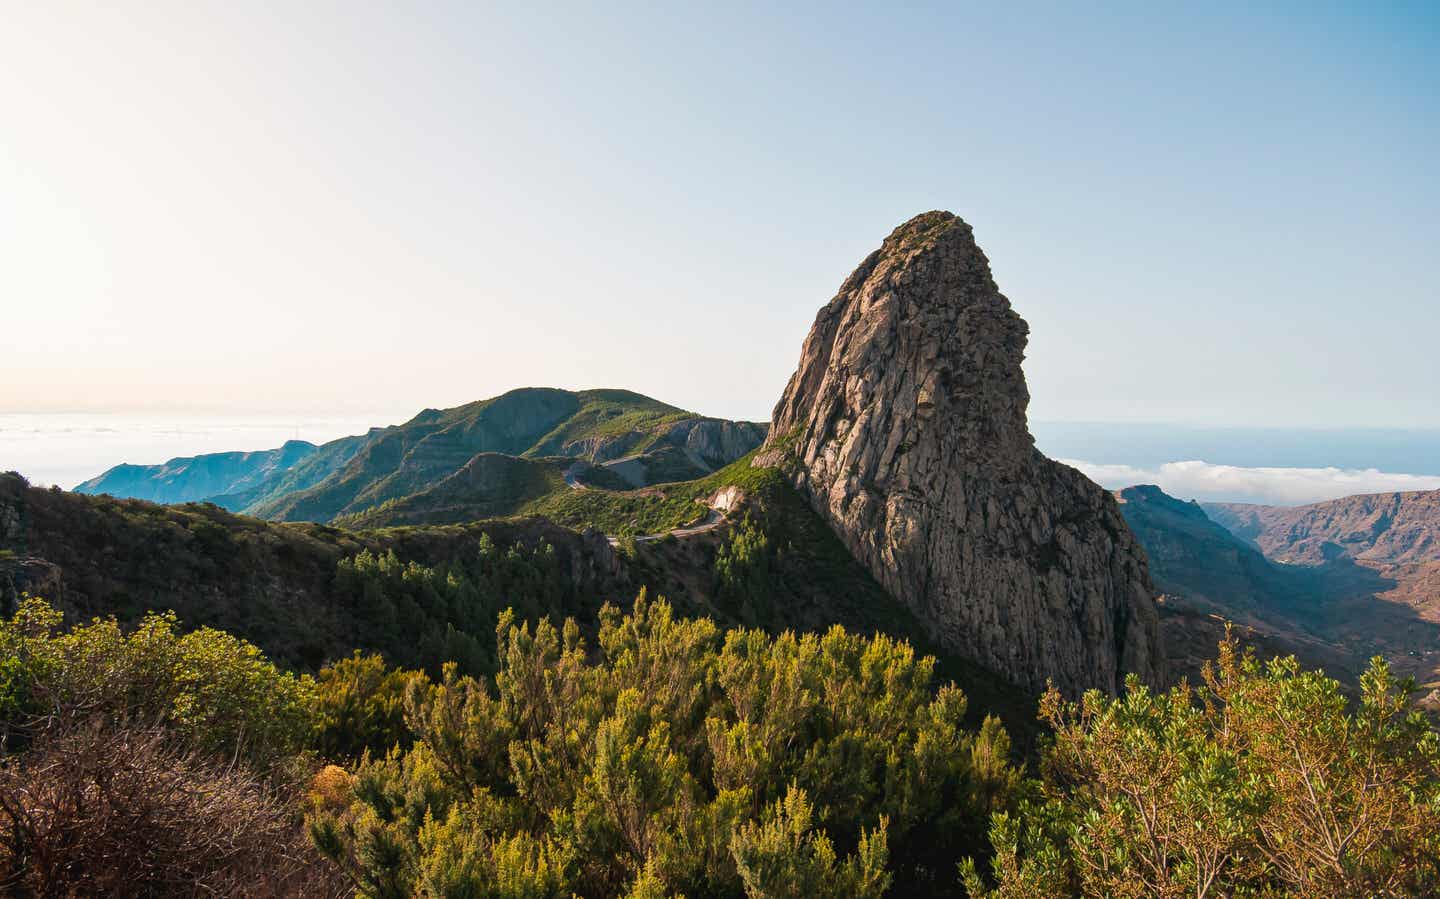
8, 406, 1440, 506
4, 3, 1437, 428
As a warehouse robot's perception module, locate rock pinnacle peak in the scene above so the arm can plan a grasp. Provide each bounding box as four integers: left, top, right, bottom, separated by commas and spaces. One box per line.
759, 212, 1165, 693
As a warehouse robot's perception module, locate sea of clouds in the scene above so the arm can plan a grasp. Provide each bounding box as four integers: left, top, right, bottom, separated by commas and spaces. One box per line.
0, 413, 401, 490
1065, 459, 1440, 506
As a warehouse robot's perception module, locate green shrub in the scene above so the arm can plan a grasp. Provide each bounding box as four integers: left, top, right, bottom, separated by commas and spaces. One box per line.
311, 594, 1020, 898
331, 534, 574, 677
962, 630, 1440, 898
0, 597, 342, 895
1, 596, 314, 765
313, 651, 424, 761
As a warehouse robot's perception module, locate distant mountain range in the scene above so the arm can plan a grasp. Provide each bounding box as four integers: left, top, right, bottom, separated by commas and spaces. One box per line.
1114, 485, 1306, 613
73, 439, 319, 504
1205, 489, 1440, 567
75, 388, 767, 527
1115, 485, 1440, 707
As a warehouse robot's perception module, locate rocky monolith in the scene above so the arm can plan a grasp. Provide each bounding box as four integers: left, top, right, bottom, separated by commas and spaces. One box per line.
757, 212, 1164, 693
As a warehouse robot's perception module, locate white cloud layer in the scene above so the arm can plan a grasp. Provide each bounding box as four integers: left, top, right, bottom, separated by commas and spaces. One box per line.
1062, 459, 1440, 507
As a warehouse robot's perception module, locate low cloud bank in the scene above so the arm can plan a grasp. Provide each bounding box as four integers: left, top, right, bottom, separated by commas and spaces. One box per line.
1062, 459, 1440, 506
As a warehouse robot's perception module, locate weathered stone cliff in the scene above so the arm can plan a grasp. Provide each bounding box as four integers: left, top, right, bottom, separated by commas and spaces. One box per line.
757, 211, 1164, 693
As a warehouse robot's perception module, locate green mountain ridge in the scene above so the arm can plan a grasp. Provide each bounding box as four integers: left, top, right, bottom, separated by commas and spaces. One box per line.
1115, 484, 1308, 613
73, 388, 769, 527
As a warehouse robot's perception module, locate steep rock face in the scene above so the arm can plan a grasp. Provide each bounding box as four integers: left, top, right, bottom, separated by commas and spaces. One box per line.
758, 212, 1164, 693
663, 419, 768, 470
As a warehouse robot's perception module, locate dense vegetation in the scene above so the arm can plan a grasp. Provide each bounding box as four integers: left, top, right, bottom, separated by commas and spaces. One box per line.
327, 535, 577, 677
332, 455, 573, 529
4, 468, 1039, 740
4, 595, 1436, 897
310, 594, 1020, 897
2, 471, 627, 673
7, 470, 1439, 896
965, 632, 1440, 898
0, 597, 345, 896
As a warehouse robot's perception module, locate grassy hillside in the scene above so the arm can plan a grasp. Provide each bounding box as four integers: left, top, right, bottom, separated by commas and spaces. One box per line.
67, 389, 765, 528
522, 388, 696, 456
219, 388, 764, 525
1, 472, 630, 674
331, 453, 571, 528
525, 451, 781, 536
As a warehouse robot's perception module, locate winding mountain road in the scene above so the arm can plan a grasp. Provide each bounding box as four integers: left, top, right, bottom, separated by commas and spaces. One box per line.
604, 508, 728, 547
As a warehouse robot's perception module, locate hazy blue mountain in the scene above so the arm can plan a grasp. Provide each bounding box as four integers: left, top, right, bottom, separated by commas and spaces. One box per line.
73, 439, 318, 504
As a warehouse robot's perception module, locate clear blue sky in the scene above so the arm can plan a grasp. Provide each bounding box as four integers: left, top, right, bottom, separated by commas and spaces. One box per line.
3, 2, 1436, 426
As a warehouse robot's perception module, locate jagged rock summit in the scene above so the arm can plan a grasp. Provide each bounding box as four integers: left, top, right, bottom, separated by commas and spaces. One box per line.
757, 211, 1164, 693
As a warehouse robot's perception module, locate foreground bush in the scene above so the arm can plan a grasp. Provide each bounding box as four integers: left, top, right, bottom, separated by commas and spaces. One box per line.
962, 630, 1440, 898
0, 720, 347, 897
0, 598, 341, 897
0, 597, 315, 766
310, 593, 1020, 897
313, 651, 424, 762
11, 592, 1435, 897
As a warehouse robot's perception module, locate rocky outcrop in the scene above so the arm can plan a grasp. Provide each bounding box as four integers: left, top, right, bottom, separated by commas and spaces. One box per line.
757, 212, 1164, 694
663, 419, 768, 470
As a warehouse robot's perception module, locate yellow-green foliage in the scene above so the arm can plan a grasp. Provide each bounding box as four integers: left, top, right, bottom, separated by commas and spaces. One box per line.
962, 630, 1440, 898
311, 593, 1020, 898
12, 590, 1436, 898
730, 785, 891, 899
313, 651, 425, 761
1, 596, 315, 765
